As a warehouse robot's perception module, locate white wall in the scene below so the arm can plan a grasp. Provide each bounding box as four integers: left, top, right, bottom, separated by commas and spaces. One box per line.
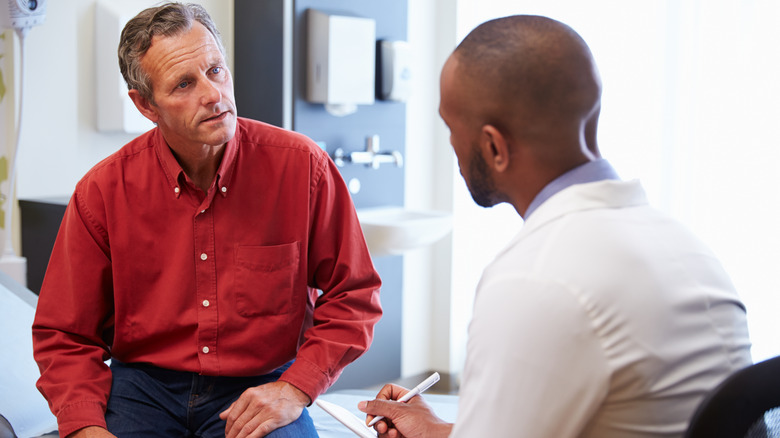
403, 0, 529, 379
401, 0, 457, 377
10, 0, 234, 200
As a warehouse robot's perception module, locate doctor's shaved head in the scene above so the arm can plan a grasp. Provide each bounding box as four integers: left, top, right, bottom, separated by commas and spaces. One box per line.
452, 15, 602, 153
439, 15, 606, 216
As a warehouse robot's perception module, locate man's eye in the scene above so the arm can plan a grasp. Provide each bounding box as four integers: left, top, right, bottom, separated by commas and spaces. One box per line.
177, 81, 189, 89
211, 67, 222, 75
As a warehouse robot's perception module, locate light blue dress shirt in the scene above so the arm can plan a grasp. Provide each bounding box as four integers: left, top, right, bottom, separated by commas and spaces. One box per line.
524, 159, 620, 219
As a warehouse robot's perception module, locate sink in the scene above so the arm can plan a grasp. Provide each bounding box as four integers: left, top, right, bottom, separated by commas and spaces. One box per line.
357, 206, 453, 257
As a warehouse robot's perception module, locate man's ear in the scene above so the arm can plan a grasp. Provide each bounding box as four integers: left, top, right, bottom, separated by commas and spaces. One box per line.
128, 89, 159, 123
480, 124, 510, 173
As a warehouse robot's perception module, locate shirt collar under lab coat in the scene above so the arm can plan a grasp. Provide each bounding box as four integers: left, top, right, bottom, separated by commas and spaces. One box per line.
525, 158, 620, 219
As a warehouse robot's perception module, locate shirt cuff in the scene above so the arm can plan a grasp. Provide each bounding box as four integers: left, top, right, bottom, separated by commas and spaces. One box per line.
279, 357, 332, 403
56, 401, 107, 438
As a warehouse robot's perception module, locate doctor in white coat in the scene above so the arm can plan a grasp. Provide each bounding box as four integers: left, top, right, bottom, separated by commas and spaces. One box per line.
359, 14, 752, 438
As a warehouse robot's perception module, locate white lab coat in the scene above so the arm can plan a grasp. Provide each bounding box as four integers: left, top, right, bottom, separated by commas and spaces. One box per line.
450, 179, 752, 438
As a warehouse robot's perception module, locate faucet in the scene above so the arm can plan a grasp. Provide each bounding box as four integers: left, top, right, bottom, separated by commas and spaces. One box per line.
333, 135, 403, 169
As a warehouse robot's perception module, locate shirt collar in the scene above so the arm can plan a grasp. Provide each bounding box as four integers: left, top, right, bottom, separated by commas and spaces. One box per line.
525, 158, 620, 219
153, 124, 240, 199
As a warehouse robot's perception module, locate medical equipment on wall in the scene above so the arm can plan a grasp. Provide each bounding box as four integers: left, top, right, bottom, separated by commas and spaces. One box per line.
1, 0, 47, 38
0, 0, 47, 280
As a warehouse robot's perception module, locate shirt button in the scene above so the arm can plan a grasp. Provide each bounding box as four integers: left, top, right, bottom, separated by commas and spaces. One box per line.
221, 186, 227, 193
202, 300, 210, 307
202, 346, 210, 354
174, 187, 180, 194
201, 209, 206, 214
200, 253, 208, 261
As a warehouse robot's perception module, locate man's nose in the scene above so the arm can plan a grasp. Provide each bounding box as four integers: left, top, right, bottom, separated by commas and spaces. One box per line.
200, 79, 221, 105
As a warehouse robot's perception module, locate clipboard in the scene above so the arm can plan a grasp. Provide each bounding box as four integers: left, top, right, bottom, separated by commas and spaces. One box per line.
315, 399, 377, 438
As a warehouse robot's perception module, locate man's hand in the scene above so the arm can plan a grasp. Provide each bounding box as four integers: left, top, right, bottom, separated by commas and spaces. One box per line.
67, 426, 117, 438
219, 380, 311, 438
358, 384, 453, 438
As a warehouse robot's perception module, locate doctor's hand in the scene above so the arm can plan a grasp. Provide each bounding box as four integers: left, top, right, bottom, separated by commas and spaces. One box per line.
219, 380, 310, 438
358, 384, 453, 438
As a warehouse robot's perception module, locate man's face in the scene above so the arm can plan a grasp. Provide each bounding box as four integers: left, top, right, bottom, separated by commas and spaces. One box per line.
439, 57, 499, 208
138, 22, 237, 151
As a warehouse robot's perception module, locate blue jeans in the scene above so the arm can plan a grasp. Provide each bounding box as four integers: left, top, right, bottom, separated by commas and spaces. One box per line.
106, 360, 317, 437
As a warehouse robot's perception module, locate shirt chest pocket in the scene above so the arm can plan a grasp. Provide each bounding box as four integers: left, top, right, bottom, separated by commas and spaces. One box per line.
235, 242, 300, 317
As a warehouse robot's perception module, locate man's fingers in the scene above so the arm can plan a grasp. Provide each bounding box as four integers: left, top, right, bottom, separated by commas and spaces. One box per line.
224, 397, 255, 438
219, 403, 233, 420
245, 419, 277, 438
234, 415, 268, 438
233, 405, 276, 438
222, 382, 308, 438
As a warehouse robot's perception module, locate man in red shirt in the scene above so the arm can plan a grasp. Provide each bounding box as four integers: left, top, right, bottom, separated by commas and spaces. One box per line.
32, 3, 382, 438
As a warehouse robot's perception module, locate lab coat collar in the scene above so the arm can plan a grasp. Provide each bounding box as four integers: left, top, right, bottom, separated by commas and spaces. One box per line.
519, 179, 649, 240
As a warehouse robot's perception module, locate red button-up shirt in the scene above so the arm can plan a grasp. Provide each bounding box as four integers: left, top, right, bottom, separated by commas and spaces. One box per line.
32, 118, 382, 436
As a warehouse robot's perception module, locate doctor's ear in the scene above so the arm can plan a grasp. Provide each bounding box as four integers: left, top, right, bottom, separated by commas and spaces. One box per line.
481, 125, 510, 173
128, 89, 160, 124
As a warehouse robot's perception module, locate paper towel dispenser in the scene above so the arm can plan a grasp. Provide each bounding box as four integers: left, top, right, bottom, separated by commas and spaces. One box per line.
95, 0, 154, 133
306, 9, 375, 116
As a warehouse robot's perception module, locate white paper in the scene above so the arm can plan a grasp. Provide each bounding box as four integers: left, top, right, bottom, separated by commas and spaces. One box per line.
315, 399, 377, 438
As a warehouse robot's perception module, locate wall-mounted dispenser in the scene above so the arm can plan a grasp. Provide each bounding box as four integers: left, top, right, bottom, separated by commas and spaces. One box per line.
0, 0, 47, 38
95, 0, 154, 133
379, 40, 411, 102
306, 8, 375, 117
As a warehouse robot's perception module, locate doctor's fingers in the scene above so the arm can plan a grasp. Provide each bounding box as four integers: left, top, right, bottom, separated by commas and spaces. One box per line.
375, 383, 412, 401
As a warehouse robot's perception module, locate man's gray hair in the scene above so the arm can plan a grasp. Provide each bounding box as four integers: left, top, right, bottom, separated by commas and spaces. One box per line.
118, 2, 225, 102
